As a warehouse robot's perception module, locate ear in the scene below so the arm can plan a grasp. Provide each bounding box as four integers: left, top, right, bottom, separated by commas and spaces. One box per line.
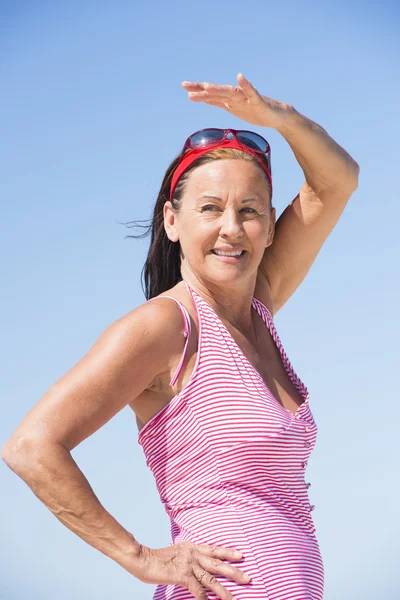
163, 201, 180, 242
266, 206, 276, 248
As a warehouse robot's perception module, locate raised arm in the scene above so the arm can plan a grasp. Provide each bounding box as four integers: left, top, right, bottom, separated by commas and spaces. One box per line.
259, 108, 359, 314
1, 299, 185, 577
182, 73, 360, 315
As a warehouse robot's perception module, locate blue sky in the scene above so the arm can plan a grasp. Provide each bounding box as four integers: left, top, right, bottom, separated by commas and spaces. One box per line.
1, 1, 399, 599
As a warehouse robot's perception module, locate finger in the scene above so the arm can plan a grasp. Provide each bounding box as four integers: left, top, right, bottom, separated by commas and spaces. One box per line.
186, 92, 209, 103
187, 91, 241, 104
199, 554, 251, 585
186, 575, 209, 600
182, 81, 207, 91
203, 100, 230, 109
236, 72, 261, 100
195, 544, 243, 561
182, 81, 223, 91
183, 81, 242, 97
193, 567, 233, 600
187, 91, 229, 103
202, 82, 240, 96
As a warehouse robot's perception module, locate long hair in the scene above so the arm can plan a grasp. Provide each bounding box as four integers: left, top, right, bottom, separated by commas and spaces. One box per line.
123, 148, 272, 300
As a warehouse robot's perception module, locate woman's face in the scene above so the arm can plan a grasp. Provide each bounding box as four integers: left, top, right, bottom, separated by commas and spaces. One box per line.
164, 159, 276, 288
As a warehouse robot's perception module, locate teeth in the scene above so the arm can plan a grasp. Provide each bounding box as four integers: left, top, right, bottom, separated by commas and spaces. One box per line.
213, 250, 243, 256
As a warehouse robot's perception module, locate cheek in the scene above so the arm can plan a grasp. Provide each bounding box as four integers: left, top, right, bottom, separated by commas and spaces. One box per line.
243, 219, 269, 237
179, 221, 214, 254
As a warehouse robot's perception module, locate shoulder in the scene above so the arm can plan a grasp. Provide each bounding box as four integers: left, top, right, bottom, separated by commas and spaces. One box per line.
79, 291, 190, 392
117, 293, 189, 356
121, 286, 196, 400
4, 291, 194, 452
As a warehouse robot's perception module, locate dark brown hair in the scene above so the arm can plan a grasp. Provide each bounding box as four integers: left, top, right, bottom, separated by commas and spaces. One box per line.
123, 148, 272, 300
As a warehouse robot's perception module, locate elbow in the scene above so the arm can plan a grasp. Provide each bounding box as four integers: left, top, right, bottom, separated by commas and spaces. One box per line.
342, 161, 360, 198
350, 160, 360, 190
2, 434, 44, 474
1, 444, 10, 466
2, 436, 26, 472
327, 160, 360, 199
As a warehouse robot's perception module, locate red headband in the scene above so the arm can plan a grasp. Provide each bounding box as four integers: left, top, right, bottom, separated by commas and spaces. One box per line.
169, 139, 272, 201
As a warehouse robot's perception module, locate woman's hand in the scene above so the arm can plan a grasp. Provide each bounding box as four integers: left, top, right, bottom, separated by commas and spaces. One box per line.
131, 541, 251, 600
182, 73, 295, 131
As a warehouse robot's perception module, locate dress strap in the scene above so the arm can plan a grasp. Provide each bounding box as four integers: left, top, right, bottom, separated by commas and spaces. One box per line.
147, 295, 191, 387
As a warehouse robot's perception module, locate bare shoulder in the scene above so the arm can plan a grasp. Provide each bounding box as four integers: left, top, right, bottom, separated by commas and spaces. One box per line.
135, 282, 199, 383
128, 282, 199, 431
85, 294, 188, 379
118, 293, 191, 385
3, 292, 191, 454
129, 293, 187, 342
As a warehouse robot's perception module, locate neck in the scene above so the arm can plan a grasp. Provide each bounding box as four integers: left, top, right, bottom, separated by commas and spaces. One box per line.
180, 269, 257, 331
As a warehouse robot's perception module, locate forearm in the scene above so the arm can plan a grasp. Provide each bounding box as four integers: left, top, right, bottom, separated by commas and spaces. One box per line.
276, 107, 360, 197
3, 440, 141, 574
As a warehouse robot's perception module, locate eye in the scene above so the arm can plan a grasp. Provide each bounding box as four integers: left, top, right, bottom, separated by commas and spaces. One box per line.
201, 205, 258, 215
241, 207, 257, 214
202, 205, 220, 211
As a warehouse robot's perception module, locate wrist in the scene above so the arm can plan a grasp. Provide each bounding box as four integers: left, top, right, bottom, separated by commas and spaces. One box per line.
114, 533, 144, 572
276, 107, 327, 139
274, 106, 303, 136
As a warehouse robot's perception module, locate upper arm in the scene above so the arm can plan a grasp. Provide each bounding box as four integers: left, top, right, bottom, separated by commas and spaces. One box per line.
259, 180, 358, 315
4, 299, 185, 453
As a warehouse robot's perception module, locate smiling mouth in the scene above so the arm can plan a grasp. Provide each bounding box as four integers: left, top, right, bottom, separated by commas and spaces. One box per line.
211, 250, 246, 258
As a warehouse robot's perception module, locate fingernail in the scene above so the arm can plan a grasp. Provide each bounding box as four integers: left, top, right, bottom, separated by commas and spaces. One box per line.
234, 550, 242, 557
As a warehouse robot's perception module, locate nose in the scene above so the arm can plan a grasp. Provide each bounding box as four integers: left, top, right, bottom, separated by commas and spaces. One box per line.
219, 206, 244, 239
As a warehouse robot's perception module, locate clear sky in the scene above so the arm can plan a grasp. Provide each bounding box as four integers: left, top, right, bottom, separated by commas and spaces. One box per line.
1, 1, 399, 599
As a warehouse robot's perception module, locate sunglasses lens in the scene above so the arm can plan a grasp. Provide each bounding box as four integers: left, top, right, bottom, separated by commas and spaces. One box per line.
186, 129, 270, 170
237, 131, 269, 153
190, 129, 224, 149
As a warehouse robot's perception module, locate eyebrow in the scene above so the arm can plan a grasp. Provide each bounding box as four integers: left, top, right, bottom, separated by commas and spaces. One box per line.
197, 195, 265, 205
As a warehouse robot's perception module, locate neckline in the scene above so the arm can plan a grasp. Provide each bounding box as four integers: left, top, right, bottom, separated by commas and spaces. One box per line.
184, 281, 308, 419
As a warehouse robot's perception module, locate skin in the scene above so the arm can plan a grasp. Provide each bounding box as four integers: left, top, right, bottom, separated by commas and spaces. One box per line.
164, 158, 276, 331
2, 158, 280, 600
132, 157, 305, 428
2, 72, 359, 599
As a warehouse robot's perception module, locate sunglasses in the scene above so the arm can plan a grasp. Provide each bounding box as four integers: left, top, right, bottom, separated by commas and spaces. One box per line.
180, 128, 271, 172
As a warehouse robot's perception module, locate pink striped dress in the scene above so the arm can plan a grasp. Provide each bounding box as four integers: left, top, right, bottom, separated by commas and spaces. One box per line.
138, 281, 324, 600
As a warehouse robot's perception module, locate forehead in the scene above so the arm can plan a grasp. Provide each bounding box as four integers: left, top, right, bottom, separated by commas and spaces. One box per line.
184, 159, 270, 195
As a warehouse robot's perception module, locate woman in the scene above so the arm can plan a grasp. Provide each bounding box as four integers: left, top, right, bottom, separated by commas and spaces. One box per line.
2, 74, 359, 600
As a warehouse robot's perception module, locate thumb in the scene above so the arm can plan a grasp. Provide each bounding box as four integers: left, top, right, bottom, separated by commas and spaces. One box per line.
237, 72, 262, 101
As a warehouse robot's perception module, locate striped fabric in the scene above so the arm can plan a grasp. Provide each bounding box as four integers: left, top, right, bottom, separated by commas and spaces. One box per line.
138, 281, 324, 599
